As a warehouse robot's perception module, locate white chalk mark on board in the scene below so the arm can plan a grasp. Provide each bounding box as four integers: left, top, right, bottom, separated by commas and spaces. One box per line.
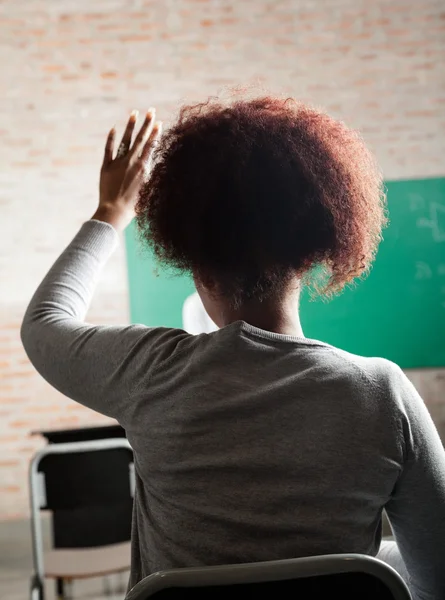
415, 261, 432, 280
417, 202, 445, 242
417, 217, 431, 228
409, 193, 425, 212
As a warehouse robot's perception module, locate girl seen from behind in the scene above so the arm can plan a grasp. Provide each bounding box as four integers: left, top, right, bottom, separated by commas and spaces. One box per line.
22, 96, 445, 600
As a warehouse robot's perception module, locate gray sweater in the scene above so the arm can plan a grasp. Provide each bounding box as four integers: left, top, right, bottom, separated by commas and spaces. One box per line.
21, 220, 445, 600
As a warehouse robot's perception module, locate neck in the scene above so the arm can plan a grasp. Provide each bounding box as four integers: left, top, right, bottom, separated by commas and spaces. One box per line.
217, 290, 304, 337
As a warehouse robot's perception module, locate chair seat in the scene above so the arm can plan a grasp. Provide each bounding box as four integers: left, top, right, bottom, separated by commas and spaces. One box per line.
44, 541, 131, 578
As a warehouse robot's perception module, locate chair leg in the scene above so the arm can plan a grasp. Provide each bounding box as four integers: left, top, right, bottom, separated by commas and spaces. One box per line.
30, 574, 44, 600
65, 579, 73, 600
55, 578, 65, 600
117, 572, 127, 593
103, 575, 113, 596
55, 578, 74, 600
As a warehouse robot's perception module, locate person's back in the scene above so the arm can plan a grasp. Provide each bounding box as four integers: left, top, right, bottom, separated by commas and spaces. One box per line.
21, 98, 445, 600
121, 322, 442, 591
126, 325, 399, 574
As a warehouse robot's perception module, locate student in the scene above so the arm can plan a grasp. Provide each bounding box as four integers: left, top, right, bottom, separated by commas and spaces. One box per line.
182, 291, 218, 334
22, 99, 445, 600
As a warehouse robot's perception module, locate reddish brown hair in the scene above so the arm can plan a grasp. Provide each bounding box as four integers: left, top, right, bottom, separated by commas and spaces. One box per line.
136, 96, 386, 306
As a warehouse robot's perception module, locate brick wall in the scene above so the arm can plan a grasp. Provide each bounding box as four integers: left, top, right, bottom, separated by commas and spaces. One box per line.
1, 0, 444, 519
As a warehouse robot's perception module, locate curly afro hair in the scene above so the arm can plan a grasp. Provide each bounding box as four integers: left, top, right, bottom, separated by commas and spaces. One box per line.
136, 96, 386, 307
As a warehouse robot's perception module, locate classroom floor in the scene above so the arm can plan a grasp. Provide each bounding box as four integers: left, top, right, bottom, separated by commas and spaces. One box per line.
0, 519, 128, 600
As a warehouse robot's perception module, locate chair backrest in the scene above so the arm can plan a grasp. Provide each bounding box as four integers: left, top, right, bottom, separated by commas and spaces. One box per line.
36, 442, 133, 510
29, 438, 134, 577
125, 554, 412, 600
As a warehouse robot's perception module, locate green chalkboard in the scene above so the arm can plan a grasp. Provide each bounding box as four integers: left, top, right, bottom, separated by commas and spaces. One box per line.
125, 177, 445, 369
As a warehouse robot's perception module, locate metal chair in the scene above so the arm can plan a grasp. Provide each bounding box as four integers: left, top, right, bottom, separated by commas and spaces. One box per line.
125, 554, 412, 600
29, 438, 134, 600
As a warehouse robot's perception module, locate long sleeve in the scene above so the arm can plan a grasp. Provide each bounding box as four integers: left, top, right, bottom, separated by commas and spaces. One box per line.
21, 220, 186, 423
382, 363, 445, 600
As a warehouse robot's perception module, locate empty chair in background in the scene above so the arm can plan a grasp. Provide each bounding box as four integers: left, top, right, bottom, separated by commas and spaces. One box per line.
29, 438, 133, 600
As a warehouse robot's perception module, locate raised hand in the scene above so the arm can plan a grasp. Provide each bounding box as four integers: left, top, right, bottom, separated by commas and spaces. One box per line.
93, 109, 162, 231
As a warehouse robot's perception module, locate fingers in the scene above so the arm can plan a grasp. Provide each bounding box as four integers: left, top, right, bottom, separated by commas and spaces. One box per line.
140, 121, 163, 163
103, 127, 116, 166
104, 108, 159, 168
130, 108, 156, 158
117, 109, 138, 156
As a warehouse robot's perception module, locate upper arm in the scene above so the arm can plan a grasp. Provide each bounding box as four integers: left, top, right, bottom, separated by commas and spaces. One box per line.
20, 220, 192, 424
384, 365, 445, 599
21, 317, 188, 424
